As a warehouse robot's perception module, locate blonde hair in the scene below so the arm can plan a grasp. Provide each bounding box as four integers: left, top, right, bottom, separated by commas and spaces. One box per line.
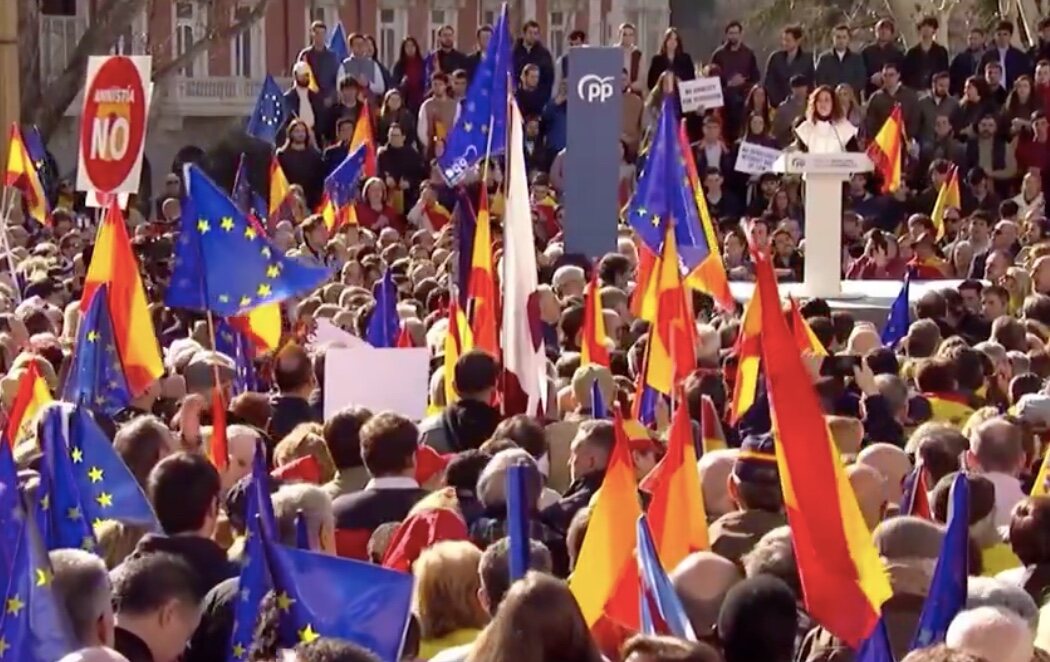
274, 422, 337, 483
409, 486, 460, 517
412, 540, 488, 639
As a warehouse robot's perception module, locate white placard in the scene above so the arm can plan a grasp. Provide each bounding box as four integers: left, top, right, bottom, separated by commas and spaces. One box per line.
678, 77, 724, 113
323, 347, 430, 420
84, 191, 131, 209
734, 142, 783, 175
308, 318, 370, 351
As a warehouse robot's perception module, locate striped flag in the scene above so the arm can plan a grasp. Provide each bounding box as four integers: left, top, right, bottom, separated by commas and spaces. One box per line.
866, 104, 904, 193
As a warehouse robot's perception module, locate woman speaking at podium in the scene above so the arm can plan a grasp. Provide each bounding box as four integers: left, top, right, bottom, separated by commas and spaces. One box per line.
792, 85, 859, 153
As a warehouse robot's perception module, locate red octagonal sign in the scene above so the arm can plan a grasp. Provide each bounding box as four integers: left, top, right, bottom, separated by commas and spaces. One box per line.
78, 57, 148, 193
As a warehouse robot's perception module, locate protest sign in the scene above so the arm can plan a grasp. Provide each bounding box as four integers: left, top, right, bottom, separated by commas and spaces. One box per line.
678, 77, 724, 113
734, 142, 783, 175
323, 347, 430, 420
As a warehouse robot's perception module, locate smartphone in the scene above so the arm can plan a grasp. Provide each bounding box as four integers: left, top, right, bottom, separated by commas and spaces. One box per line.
820, 355, 862, 378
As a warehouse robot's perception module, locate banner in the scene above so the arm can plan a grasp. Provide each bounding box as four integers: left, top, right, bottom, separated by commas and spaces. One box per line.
679, 77, 724, 113
735, 142, 783, 175
76, 56, 152, 194
566, 47, 623, 259
323, 347, 430, 420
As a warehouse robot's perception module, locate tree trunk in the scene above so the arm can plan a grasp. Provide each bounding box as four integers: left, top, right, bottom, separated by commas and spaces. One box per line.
17, 0, 40, 123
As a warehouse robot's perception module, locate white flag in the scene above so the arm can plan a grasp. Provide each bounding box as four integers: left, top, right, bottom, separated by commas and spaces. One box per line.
500, 99, 546, 416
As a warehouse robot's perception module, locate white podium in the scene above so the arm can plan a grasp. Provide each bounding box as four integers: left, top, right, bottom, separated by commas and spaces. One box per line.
772, 151, 873, 299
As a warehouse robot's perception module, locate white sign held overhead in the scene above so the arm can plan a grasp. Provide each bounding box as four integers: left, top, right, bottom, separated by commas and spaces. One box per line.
678, 77, 724, 113
323, 347, 430, 421
734, 142, 783, 175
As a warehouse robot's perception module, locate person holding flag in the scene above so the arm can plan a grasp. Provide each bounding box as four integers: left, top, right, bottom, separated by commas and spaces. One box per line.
297, 20, 341, 99
284, 63, 325, 135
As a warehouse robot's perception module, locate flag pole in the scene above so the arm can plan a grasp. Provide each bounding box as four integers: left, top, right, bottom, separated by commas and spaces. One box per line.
0, 186, 22, 302
204, 308, 227, 468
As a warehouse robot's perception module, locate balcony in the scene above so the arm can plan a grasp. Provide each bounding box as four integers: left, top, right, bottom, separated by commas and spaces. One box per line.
162, 76, 293, 117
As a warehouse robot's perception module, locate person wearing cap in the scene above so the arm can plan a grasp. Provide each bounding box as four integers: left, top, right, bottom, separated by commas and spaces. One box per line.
932, 471, 1022, 576
909, 231, 950, 279
709, 433, 786, 564
284, 61, 324, 133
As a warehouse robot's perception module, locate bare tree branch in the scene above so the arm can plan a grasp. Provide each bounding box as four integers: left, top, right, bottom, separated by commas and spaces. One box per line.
152, 0, 275, 81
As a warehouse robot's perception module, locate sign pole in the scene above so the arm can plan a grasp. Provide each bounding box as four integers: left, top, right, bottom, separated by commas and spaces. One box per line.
0, 187, 23, 303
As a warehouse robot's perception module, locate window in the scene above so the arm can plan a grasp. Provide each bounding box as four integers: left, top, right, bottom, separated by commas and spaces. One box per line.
429, 9, 458, 51
174, 1, 199, 77
480, 9, 498, 27
41, 0, 77, 15
233, 3, 265, 77
548, 11, 573, 60
111, 7, 146, 55
377, 8, 406, 68
306, 1, 339, 33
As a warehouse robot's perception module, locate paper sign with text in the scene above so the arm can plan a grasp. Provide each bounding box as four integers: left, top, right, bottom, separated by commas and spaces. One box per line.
678, 77, 724, 113
323, 347, 430, 421
734, 142, 783, 175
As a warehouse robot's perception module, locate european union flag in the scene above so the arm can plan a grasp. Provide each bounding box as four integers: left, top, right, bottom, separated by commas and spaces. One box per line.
295, 512, 311, 550
233, 154, 270, 225
324, 146, 368, 215
167, 164, 330, 317
591, 379, 607, 419
228, 442, 274, 662
910, 472, 969, 651
247, 74, 289, 144
506, 463, 530, 581
215, 318, 257, 395
0, 440, 21, 581
37, 403, 158, 552
856, 618, 894, 662
637, 514, 696, 640
20, 125, 52, 203
262, 529, 414, 661
625, 97, 712, 274
439, 4, 511, 184
366, 270, 400, 348
62, 285, 132, 416
0, 517, 76, 662
881, 274, 911, 348
328, 24, 349, 66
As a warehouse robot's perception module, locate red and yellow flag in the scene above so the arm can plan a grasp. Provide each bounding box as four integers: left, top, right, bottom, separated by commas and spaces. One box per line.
4, 124, 48, 225
931, 165, 961, 240
467, 188, 498, 357
866, 104, 903, 194
351, 104, 377, 179
678, 120, 734, 310
730, 293, 761, 424
210, 389, 228, 472
443, 301, 474, 406
641, 396, 709, 569
298, 59, 320, 93
82, 199, 163, 396
581, 273, 610, 368
630, 244, 657, 319
230, 303, 281, 352
754, 249, 891, 648
4, 360, 51, 447
1032, 447, 1050, 497
569, 410, 642, 630
789, 297, 828, 356
700, 395, 727, 453
269, 156, 293, 220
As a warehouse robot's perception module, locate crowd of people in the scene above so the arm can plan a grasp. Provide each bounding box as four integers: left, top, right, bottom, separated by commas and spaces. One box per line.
10, 9, 1050, 662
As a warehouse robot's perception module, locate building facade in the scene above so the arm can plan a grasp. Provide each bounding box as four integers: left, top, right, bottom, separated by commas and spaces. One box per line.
39, 0, 671, 195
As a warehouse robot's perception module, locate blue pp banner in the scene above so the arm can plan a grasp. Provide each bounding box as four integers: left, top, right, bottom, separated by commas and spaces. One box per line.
565, 47, 623, 259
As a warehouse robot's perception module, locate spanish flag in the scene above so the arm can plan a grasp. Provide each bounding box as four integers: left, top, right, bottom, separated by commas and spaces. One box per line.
641, 396, 709, 570
4, 360, 51, 447
581, 273, 610, 367
209, 389, 228, 472
931, 165, 961, 241
269, 156, 293, 219
230, 303, 281, 352
630, 244, 657, 319
443, 302, 474, 406
635, 226, 697, 425
82, 199, 164, 396
754, 249, 891, 648
789, 297, 828, 356
350, 104, 377, 179
467, 188, 498, 357
678, 120, 733, 310
1032, 447, 1050, 497
298, 58, 320, 93
730, 293, 761, 424
569, 409, 642, 630
866, 104, 904, 194
4, 123, 48, 225
700, 394, 727, 453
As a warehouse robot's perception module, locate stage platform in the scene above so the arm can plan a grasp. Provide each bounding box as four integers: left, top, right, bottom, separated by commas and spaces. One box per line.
728, 280, 966, 327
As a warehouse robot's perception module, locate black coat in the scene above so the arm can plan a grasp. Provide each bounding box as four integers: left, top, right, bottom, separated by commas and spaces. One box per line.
646, 52, 696, 91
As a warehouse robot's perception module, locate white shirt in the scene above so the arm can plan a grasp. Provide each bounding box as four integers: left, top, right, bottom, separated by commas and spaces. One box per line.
294, 87, 315, 129
984, 471, 1026, 530
364, 476, 420, 490
793, 118, 858, 154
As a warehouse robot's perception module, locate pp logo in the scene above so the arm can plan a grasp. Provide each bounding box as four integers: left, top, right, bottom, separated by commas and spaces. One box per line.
577, 74, 614, 103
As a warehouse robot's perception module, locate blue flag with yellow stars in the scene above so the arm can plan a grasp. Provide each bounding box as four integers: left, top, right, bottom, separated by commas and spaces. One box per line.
167, 164, 330, 317
438, 3, 511, 184
366, 269, 400, 348
261, 526, 413, 661
0, 516, 76, 662
625, 96, 714, 275
214, 318, 257, 395
37, 403, 158, 552
246, 74, 289, 144
233, 154, 268, 224
228, 442, 274, 662
62, 284, 132, 416
910, 472, 969, 651
856, 617, 894, 662
323, 145, 368, 219
0, 440, 21, 583
881, 273, 911, 348
327, 24, 350, 69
